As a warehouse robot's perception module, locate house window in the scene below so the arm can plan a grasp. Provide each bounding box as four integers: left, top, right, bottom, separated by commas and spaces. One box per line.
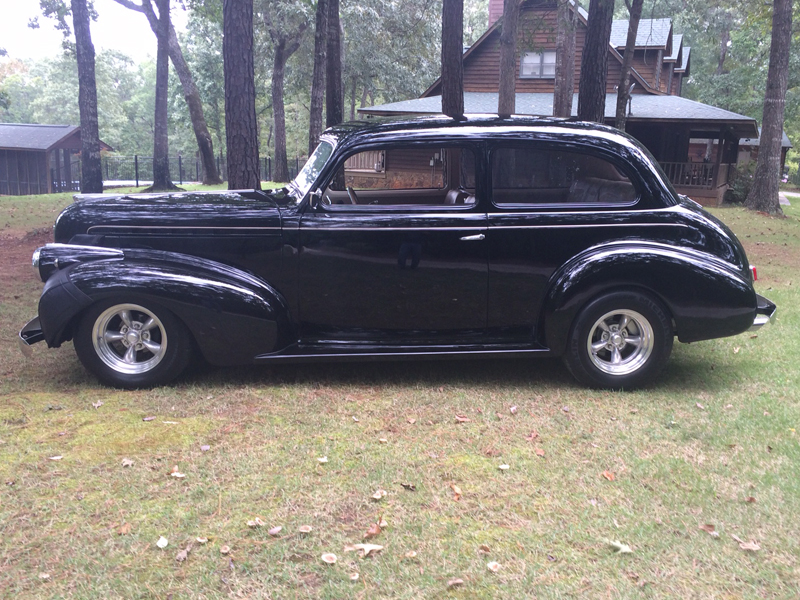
520, 51, 557, 78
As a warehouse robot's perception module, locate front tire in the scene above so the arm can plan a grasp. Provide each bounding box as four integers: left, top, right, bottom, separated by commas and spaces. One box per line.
74, 300, 192, 388
563, 291, 673, 390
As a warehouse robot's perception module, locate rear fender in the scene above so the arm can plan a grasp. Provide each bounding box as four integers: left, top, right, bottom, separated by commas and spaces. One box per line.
38, 249, 294, 366
541, 242, 756, 355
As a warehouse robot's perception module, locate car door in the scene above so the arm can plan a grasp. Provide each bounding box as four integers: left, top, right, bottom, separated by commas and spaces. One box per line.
298, 143, 489, 345
486, 142, 645, 343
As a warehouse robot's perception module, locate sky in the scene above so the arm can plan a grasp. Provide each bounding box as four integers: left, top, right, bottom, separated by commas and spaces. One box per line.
0, 0, 188, 64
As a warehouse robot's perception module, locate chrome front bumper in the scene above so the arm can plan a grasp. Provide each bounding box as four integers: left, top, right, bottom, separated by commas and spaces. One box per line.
19, 316, 45, 357
749, 294, 777, 332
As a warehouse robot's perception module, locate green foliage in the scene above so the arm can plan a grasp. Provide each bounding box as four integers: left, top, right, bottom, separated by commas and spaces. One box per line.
724, 161, 756, 204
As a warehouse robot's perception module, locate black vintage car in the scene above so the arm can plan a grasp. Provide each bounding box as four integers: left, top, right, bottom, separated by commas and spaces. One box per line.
20, 116, 775, 389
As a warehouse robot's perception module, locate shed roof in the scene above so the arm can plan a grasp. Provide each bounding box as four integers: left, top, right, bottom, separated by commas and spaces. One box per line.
610, 18, 673, 50
0, 123, 79, 151
740, 127, 793, 148
360, 92, 758, 138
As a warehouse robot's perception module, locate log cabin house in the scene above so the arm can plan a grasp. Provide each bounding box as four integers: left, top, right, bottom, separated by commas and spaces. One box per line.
361, 0, 765, 206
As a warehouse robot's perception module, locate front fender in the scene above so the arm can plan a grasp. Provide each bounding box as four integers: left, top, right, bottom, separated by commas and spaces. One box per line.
541, 242, 756, 355
37, 247, 294, 366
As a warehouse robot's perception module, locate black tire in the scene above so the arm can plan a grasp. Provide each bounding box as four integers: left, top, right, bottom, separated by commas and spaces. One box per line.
74, 299, 193, 389
563, 291, 673, 390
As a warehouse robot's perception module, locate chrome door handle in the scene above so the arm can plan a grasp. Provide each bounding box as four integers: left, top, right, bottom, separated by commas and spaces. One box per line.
460, 233, 485, 241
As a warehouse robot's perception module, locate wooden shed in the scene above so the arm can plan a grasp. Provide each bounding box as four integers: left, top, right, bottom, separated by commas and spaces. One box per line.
0, 123, 112, 196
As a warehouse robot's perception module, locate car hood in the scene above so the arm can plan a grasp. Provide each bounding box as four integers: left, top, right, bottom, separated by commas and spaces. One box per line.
53, 190, 284, 243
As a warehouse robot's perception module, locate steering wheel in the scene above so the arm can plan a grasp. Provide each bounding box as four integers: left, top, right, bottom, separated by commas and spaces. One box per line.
346, 186, 359, 205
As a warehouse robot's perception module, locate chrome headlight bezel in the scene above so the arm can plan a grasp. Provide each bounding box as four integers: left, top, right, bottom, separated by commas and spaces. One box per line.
32, 248, 41, 278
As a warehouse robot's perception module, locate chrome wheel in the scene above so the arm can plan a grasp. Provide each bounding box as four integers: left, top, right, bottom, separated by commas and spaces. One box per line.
587, 309, 654, 376
91, 304, 167, 374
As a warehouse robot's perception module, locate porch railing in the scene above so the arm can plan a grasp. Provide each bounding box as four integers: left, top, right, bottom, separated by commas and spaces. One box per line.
659, 161, 724, 189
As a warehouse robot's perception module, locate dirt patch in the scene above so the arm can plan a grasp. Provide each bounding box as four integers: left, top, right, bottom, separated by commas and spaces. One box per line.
0, 230, 51, 292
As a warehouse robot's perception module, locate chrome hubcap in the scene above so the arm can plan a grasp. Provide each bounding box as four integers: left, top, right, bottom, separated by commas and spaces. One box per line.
92, 304, 167, 374
587, 309, 653, 376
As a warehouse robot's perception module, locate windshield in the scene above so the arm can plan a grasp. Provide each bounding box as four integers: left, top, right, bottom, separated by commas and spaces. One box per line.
293, 140, 334, 197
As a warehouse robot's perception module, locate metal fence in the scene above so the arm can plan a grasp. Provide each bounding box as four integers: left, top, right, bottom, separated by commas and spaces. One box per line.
99, 154, 305, 186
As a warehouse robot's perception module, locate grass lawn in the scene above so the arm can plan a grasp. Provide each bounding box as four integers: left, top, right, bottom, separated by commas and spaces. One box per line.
0, 189, 798, 598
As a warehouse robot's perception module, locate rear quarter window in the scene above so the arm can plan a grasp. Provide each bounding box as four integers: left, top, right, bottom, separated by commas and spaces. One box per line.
491, 146, 638, 208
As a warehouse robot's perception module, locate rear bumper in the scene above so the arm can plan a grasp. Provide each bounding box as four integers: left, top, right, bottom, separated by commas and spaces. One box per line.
749, 294, 777, 331
19, 316, 45, 357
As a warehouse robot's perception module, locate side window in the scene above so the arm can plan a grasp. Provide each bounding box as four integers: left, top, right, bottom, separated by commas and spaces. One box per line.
491, 147, 637, 207
323, 145, 477, 207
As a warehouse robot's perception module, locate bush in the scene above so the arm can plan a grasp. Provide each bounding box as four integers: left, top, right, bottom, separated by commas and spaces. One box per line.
724, 162, 756, 204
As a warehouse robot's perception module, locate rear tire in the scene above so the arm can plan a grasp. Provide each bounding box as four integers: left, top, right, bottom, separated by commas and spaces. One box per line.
563, 291, 673, 390
74, 299, 192, 389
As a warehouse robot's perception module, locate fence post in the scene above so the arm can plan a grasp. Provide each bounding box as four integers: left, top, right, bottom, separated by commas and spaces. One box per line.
178, 155, 183, 185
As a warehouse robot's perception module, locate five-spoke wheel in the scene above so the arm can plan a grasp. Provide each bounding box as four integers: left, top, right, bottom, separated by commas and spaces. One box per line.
564, 291, 672, 389
75, 299, 192, 388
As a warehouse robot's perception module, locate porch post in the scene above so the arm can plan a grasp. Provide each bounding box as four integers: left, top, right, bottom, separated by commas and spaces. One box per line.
712, 129, 725, 189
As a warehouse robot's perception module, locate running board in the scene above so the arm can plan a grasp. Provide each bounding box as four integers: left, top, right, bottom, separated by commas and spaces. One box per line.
253, 345, 552, 364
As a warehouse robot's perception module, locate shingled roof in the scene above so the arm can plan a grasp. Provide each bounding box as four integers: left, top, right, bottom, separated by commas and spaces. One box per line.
0, 123, 82, 151
610, 18, 673, 50
359, 92, 758, 138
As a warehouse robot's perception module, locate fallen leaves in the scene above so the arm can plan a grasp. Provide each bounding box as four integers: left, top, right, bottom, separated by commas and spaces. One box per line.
455, 415, 471, 423
364, 522, 381, 539
699, 524, 720, 538
487, 561, 501, 573
450, 483, 462, 501
601, 470, 616, 481
175, 541, 193, 563
535, 448, 546, 458
117, 522, 132, 536
345, 543, 384, 557
607, 540, 633, 554
525, 431, 540, 442
732, 534, 760, 551
400, 482, 417, 492
447, 578, 464, 588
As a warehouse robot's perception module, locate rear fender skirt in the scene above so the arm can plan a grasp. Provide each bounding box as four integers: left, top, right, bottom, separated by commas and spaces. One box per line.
38, 256, 294, 366
541, 243, 756, 355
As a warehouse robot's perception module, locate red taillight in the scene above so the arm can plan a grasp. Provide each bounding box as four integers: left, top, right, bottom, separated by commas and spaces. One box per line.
751, 265, 758, 281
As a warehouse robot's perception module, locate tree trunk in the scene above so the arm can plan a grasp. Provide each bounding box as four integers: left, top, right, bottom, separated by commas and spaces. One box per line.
70, 0, 103, 193
745, 0, 792, 216
113, 0, 221, 184
497, 0, 521, 118
441, 0, 464, 119
326, 0, 343, 127
147, 0, 179, 192
223, 0, 261, 190
577, 0, 614, 123
615, 0, 643, 131
553, 0, 576, 118
272, 40, 290, 183
308, 0, 328, 154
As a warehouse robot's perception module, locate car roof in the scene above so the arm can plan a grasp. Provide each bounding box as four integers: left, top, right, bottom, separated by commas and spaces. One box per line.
322, 114, 638, 148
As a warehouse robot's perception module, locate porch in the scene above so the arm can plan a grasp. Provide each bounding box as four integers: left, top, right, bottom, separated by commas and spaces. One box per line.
659, 161, 732, 206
